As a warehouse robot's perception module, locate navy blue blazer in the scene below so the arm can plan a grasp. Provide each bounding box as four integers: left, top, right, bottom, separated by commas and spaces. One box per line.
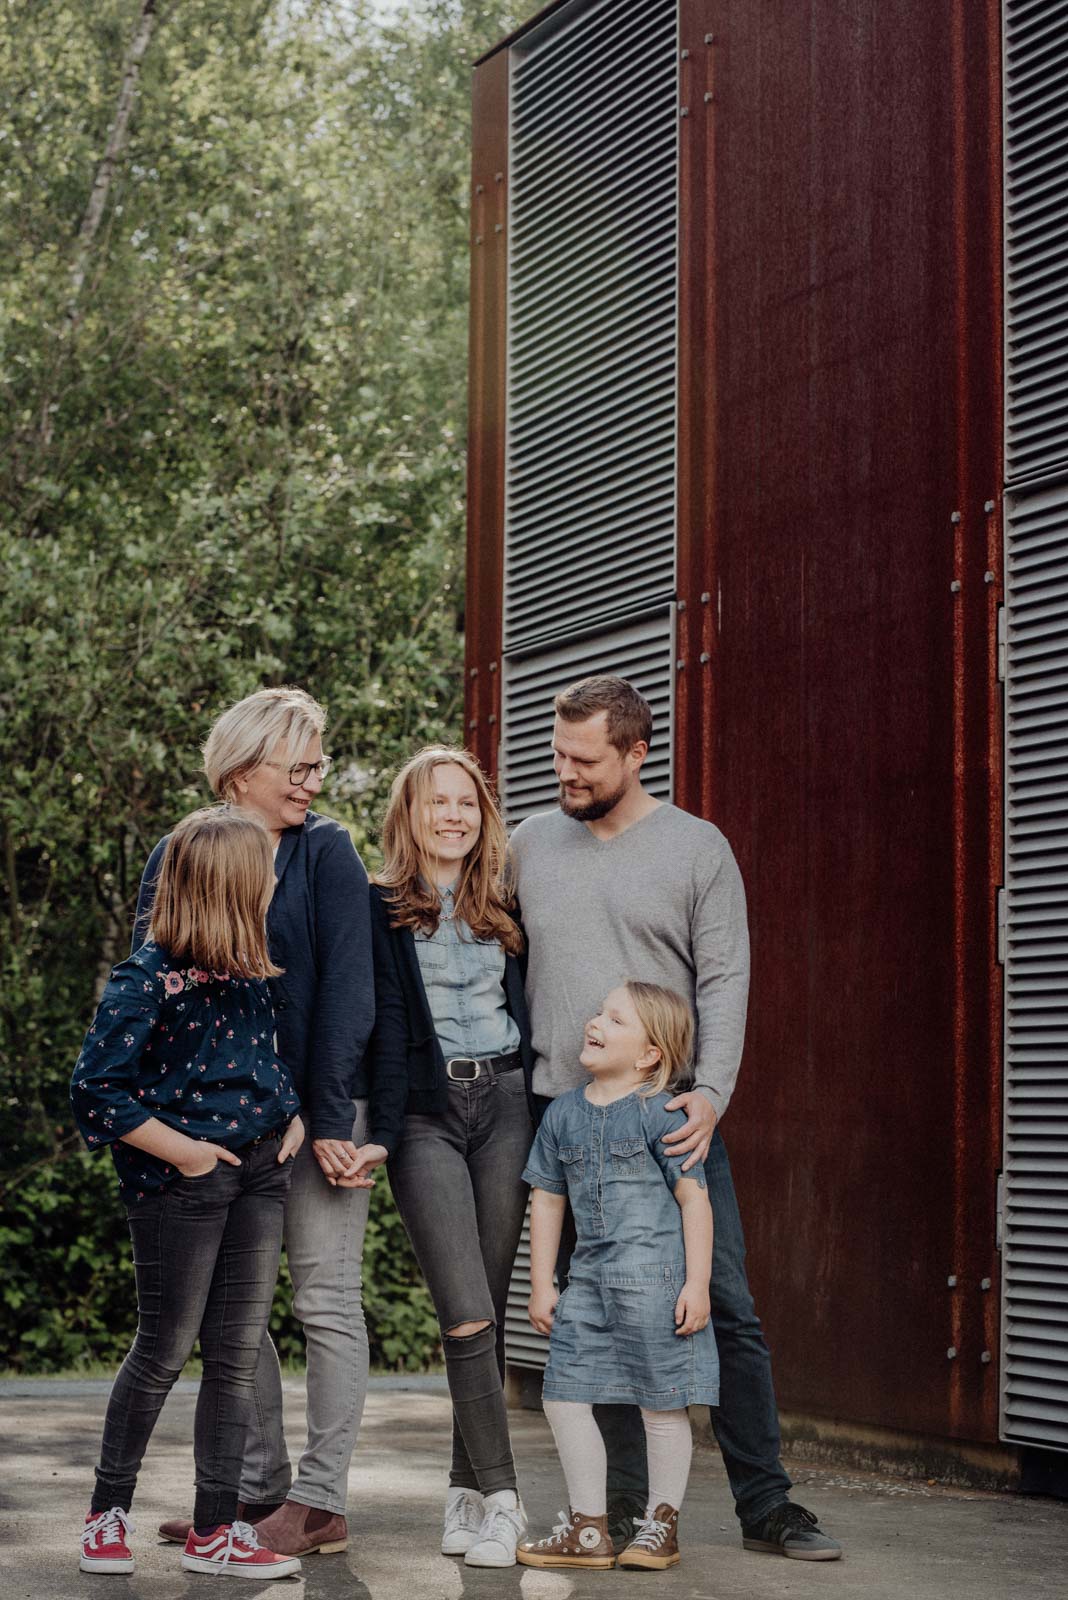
133, 810, 375, 1142
366, 883, 534, 1155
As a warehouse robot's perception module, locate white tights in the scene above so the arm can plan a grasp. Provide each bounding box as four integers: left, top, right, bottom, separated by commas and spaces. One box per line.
542, 1399, 692, 1517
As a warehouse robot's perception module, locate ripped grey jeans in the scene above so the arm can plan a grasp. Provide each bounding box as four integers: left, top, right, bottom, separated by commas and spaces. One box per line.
388, 1069, 532, 1494
240, 1100, 370, 1516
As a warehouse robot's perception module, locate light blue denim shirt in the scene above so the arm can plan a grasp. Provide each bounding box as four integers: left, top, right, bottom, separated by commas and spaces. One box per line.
414, 887, 521, 1060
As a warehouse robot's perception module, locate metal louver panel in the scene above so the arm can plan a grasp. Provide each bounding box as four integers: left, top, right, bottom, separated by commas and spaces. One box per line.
1002, 483, 1068, 1452
1005, 0, 1068, 486
503, 0, 678, 654
499, 611, 674, 829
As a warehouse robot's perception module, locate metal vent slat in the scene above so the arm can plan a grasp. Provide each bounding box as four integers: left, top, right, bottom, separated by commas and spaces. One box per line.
1006, 4, 1068, 484
1002, 467, 1068, 1451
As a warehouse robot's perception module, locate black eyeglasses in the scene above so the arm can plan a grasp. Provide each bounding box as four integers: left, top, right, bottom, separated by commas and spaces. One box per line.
265, 756, 334, 786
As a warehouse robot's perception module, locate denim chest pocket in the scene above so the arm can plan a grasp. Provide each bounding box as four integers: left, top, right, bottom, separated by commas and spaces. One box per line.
414, 937, 448, 971
560, 1146, 585, 1182
608, 1138, 647, 1178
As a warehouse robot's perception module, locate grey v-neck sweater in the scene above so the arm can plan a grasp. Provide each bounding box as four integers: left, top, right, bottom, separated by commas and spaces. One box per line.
508, 802, 750, 1116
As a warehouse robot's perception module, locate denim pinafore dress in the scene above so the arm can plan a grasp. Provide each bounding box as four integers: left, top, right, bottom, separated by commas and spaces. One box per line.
522, 1087, 720, 1410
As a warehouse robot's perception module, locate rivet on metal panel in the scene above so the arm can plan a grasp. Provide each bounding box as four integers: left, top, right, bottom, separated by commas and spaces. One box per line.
984, 500, 995, 513
704, 92, 714, 102
704, 33, 715, 44
947, 1347, 957, 1360
476, 183, 484, 194
700, 652, 711, 664
494, 171, 503, 183
488, 661, 497, 673
950, 580, 962, 593
470, 667, 478, 678
984, 571, 995, 584
681, 48, 689, 58
947, 1275, 957, 1288
488, 714, 497, 725
981, 1351, 992, 1365
494, 223, 503, 234
679, 107, 689, 118
980, 1277, 992, 1290
700, 592, 710, 604
676, 659, 686, 671
468, 718, 477, 730
677, 599, 686, 611
950, 510, 962, 524
475, 235, 483, 245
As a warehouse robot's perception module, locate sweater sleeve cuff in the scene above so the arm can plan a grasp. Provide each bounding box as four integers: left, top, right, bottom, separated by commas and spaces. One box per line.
693, 1082, 729, 1120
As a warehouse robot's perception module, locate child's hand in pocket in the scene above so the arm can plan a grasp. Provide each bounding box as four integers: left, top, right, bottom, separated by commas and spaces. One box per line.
674, 1280, 711, 1336
178, 1142, 241, 1178
528, 1286, 559, 1335
278, 1115, 305, 1163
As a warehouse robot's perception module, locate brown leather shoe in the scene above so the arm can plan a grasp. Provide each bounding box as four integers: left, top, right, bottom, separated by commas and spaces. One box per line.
253, 1498, 348, 1556
517, 1509, 615, 1569
616, 1503, 680, 1569
157, 1501, 278, 1544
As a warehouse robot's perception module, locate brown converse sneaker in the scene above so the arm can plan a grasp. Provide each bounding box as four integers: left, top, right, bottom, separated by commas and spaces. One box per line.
616, 1503, 681, 1570
517, 1509, 615, 1569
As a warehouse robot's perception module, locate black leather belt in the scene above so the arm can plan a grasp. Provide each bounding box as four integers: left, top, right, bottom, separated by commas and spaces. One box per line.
445, 1051, 522, 1081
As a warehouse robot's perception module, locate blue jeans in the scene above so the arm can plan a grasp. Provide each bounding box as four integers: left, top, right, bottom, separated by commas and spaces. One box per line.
556, 1126, 791, 1525
92, 1137, 291, 1529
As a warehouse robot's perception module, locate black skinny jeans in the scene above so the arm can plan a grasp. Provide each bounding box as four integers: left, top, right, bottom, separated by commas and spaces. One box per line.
388, 1069, 532, 1495
92, 1137, 291, 1528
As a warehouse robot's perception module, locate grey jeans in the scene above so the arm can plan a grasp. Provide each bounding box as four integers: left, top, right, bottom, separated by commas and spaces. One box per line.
240, 1101, 370, 1516
388, 1069, 532, 1494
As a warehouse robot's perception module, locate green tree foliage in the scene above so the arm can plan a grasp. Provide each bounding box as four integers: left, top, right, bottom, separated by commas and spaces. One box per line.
0, 0, 520, 1371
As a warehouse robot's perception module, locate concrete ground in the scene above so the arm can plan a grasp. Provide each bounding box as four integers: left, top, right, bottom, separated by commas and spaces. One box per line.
2, 1376, 1066, 1600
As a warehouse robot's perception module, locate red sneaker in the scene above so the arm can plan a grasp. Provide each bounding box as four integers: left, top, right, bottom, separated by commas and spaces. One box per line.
181, 1521, 302, 1579
80, 1506, 135, 1573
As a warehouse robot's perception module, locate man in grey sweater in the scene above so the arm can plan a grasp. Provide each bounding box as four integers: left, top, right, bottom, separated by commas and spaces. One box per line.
509, 674, 841, 1562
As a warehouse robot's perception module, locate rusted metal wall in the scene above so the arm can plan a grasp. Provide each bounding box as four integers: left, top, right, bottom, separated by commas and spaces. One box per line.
470, 0, 1005, 1445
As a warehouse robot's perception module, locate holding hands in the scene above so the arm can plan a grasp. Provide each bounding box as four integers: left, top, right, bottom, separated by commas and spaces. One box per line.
312, 1138, 388, 1188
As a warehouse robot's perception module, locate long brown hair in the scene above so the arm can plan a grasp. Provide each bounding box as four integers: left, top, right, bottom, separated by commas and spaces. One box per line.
149, 807, 282, 981
374, 747, 523, 956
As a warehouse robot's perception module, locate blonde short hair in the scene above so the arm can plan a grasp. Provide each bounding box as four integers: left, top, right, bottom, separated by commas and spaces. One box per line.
149, 807, 282, 981
203, 686, 326, 802
624, 980, 695, 1097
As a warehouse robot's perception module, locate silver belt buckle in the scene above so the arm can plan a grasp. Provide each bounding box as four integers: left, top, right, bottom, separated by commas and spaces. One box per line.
446, 1057, 482, 1081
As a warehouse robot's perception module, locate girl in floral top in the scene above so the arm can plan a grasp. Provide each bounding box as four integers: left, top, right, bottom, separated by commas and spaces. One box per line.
70, 807, 304, 1582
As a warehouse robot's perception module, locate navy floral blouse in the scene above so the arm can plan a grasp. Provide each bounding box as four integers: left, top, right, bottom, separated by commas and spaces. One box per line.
71, 941, 300, 1204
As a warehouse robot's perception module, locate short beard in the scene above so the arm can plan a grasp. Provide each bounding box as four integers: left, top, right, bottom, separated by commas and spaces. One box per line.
558, 780, 628, 822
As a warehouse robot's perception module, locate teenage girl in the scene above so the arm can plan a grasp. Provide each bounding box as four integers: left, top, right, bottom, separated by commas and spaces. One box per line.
71, 807, 304, 1580
517, 980, 718, 1572
363, 747, 535, 1567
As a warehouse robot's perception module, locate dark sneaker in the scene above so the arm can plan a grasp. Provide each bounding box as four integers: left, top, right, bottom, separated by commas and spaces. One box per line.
606, 1492, 648, 1555
742, 1501, 842, 1561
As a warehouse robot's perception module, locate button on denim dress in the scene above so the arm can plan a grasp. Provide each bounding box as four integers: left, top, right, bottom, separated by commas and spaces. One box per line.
523, 1087, 720, 1410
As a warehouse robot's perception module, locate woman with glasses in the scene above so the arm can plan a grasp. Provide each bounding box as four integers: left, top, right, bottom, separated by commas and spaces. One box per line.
360, 747, 535, 1568
131, 686, 379, 1560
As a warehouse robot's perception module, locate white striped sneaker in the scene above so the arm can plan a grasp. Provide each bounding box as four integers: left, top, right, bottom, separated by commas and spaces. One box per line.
180, 1520, 301, 1579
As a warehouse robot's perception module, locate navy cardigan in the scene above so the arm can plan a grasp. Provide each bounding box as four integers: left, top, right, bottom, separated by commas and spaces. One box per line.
133, 811, 375, 1142
366, 883, 534, 1156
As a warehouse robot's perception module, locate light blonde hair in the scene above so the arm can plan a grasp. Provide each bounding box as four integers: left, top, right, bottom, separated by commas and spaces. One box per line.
203, 686, 326, 802
149, 807, 282, 981
374, 746, 523, 956
624, 979, 694, 1097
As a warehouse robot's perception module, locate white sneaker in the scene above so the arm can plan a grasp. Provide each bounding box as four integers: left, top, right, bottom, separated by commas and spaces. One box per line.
464, 1490, 527, 1568
441, 1488, 485, 1555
